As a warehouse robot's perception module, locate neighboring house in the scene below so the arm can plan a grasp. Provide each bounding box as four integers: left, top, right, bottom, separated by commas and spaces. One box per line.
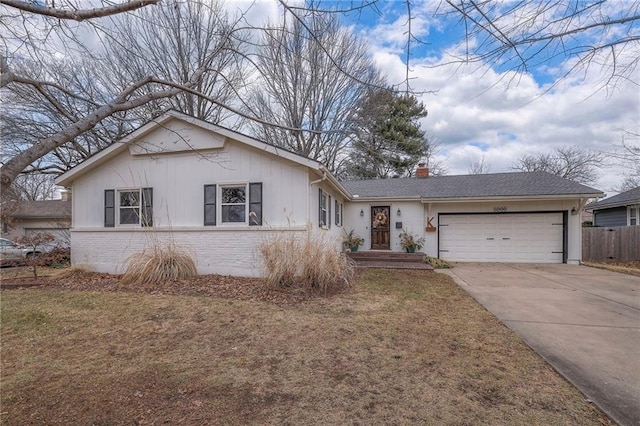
1, 199, 72, 248
55, 111, 604, 277
587, 187, 640, 227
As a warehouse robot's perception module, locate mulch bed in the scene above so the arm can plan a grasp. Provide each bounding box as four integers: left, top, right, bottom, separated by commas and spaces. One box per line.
0, 271, 353, 305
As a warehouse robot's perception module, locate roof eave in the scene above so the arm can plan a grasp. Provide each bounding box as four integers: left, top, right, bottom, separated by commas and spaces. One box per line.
588, 199, 640, 211
419, 193, 605, 203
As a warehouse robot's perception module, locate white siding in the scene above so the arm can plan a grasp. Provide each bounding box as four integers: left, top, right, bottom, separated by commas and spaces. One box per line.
72, 131, 310, 229
308, 181, 348, 251
344, 201, 424, 251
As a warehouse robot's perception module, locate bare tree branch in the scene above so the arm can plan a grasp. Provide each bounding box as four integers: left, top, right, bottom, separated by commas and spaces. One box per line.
0, 0, 159, 21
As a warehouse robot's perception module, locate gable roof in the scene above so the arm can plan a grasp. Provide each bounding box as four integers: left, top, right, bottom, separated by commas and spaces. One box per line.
55, 110, 325, 187
341, 172, 603, 201
586, 186, 640, 210
11, 200, 71, 219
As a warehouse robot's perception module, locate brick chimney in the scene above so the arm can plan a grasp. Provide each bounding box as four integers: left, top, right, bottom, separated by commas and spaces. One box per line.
416, 162, 429, 178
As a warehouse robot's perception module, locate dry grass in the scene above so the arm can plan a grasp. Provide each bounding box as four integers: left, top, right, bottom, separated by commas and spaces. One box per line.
121, 244, 197, 285
583, 261, 640, 277
259, 231, 355, 291
1, 269, 611, 425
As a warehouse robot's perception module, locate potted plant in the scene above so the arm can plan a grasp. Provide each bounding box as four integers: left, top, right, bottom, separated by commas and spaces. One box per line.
399, 229, 425, 253
343, 229, 364, 252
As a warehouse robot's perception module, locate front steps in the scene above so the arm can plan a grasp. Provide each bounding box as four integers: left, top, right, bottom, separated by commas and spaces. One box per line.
346, 251, 434, 271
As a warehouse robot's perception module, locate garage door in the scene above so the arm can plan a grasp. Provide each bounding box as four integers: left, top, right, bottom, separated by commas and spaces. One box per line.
439, 213, 564, 263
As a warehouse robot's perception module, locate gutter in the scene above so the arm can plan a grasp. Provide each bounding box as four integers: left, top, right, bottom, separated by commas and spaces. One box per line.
318, 166, 353, 200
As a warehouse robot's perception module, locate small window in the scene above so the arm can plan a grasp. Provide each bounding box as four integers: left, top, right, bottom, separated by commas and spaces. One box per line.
221, 186, 246, 223
119, 190, 141, 225
319, 189, 328, 227
630, 206, 639, 226
335, 200, 343, 226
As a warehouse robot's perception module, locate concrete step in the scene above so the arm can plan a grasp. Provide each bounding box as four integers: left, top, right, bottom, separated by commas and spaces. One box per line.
355, 261, 433, 271
346, 251, 433, 271
347, 251, 426, 263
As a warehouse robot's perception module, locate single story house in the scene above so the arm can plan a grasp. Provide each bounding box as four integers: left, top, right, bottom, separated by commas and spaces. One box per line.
55, 110, 604, 277
586, 187, 640, 227
1, 198, 72, 247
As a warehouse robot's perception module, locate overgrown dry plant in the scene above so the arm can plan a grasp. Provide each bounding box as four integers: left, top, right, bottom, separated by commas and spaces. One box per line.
121, 242, 196, 285
259, 230, 355, 292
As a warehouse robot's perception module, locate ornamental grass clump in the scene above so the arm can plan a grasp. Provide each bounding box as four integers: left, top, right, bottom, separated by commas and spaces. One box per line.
121, 244, 197, 285
259, 231, 355, 293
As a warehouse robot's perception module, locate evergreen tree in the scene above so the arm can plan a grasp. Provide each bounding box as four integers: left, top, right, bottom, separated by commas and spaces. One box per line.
346, 90, 431, 179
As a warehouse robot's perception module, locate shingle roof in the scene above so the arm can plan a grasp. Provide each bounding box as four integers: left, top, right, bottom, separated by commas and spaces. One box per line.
12, 200, 72, 219
587, 186, 640, 210
341, 171, 603, 200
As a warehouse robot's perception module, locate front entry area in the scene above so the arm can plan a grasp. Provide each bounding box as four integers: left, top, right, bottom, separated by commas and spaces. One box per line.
371, 206, 390, 250
438, 212, 566, 263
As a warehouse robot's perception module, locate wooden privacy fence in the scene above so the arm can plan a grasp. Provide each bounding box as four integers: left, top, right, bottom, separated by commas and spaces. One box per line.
582, 226, 640, 262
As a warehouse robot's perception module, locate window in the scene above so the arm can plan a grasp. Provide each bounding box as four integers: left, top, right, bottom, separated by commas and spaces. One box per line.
105, 188, 152, 227
204, 183, 262, 226
630, 206, 639, 226
335, 200, 343, 226
119, 190, 141, 224
221, 186, 246, 223
319, 189, 328, 227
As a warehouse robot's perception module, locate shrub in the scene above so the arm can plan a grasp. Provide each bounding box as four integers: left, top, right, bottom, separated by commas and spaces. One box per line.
259, 231, 355, 292
41, 247, 71, 268
424, 255, 452, 269
121, 243, 197, 285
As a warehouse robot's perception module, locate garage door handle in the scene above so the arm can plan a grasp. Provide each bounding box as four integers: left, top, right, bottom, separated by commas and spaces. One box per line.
486, 237, 494, 240
502, 238, 510, 240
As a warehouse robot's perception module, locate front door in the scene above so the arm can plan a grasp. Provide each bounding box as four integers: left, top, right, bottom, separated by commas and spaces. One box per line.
371, 206, 391, 249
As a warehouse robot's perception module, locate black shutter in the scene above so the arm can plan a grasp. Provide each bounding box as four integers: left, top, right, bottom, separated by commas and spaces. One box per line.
249, 182, 263, 226
141, 188, 153, 227
204, 185, 216, 226
104, 189, 115, 227
328, 195, 332, 229
335, 200, 339, 226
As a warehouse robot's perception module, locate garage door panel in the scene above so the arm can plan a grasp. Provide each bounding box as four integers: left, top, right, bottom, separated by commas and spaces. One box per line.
439, 213, 563, 263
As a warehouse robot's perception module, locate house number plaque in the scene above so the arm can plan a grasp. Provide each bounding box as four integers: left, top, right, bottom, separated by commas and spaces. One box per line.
493, 206, 508, 212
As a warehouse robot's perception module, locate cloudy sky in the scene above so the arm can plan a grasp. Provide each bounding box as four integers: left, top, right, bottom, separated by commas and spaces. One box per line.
239, 0, 638, 195
352, 1, 638, 194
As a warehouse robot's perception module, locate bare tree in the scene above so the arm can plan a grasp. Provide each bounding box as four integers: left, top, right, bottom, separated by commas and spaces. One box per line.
422, 1, 639, 88
610, 130, 640, 191
511, 146, 604, 184
245, 12, 384, 174
0, 0, 248, 194
105, 1, 246, 125
467, 155, 491, 175
11, 174, 58, 201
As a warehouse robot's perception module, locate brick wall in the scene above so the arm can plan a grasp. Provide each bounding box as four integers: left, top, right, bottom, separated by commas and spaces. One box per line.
71, 227, 317, 277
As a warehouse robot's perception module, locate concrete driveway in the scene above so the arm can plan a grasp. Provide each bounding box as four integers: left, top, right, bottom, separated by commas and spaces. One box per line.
440, 263, 640, 426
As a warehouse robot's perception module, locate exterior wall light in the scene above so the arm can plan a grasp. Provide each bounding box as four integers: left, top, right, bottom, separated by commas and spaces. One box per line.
571, 207, 578, 215
397, 208, 401, 216
360, 209, 364, 217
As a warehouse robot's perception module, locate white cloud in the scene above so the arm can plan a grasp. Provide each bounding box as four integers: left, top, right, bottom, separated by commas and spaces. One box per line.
367, 30, 638, 192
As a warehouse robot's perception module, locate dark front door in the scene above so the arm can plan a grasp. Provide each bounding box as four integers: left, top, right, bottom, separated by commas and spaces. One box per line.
371, 206, 391, 249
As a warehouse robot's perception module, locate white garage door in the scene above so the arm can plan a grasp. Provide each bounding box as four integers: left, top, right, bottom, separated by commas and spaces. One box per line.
439, 213, 564, 263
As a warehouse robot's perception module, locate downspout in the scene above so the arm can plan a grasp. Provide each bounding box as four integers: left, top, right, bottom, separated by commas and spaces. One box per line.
310, 172, 327, 186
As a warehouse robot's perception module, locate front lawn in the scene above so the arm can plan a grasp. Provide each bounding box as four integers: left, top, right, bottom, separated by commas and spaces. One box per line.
1, 269, 611, 425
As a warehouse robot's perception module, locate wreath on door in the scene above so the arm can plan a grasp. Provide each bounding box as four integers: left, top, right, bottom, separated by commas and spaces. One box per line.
373, 209, 388, 228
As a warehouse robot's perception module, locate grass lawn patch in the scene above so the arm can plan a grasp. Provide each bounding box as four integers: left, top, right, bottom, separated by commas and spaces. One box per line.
1, 269, 611, 425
